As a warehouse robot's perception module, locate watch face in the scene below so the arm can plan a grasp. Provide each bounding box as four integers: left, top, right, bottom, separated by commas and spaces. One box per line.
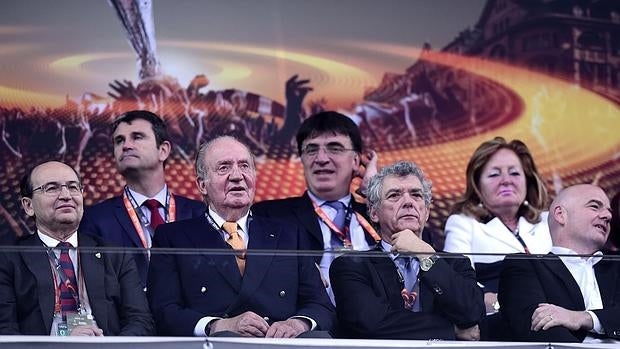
420, 257, 433, 271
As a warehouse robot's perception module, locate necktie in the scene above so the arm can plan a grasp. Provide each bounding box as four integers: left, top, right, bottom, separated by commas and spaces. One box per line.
222, 221, 246, 275
324, 201, 346, 247
57, 242, 78, 318
396, 256, 420, 312
144, 199, 165, 231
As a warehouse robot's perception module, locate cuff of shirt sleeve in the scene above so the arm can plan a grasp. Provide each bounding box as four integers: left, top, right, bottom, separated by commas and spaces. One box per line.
586, 310, 604, 334
194, 316, 222, 336
291, 316, 317, 331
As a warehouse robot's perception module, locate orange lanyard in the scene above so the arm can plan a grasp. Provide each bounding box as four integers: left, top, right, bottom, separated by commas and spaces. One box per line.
122, 188, 177, 248
311, 199, 380, 248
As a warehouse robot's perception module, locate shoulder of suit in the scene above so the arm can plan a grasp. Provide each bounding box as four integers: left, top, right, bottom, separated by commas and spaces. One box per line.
172, 194, 205, 207
252, 196, 305, 212
83, 195, 123, 212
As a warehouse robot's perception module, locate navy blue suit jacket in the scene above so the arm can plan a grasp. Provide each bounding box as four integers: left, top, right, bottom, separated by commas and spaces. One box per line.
146, 215, 335, 336
79, 194, 206, 286
330, 250, 484, 339
499, 253, 620, 342
0, 233, 154, 335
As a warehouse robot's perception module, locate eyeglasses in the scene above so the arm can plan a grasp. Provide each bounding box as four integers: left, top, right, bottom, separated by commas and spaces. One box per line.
31, 181, 84, 196
301, 144, 356, 157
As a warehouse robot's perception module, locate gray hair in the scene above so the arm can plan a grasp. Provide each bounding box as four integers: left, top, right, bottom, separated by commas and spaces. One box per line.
366, 161, 432, 211
195, 136, 256, 180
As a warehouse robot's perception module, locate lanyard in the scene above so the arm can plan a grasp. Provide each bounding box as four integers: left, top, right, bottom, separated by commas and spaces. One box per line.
513, 227, 531, 255
311, 199, 380, 248
122, 186, 177, 248
46, 248, 84, 314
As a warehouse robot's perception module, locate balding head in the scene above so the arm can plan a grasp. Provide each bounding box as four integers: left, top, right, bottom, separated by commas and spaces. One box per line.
548, 184, 611, 254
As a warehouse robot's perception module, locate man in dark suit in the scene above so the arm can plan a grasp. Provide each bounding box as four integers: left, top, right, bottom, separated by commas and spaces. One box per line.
80, 110, 205, 286
147, 136, 334, 337
252, 111, 381, 303
499, 184, 620, 342
330, 161, 483, 340
0, 161, 153, 336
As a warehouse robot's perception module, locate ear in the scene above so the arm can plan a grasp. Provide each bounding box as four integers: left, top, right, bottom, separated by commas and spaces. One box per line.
195, 176, 208, 197
158, 141, 172, 162
552, 205, 566, 226
21, 197, 35, 217
369, 205, 379, 223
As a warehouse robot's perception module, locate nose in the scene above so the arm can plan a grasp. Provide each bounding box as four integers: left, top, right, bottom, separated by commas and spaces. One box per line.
58, 185, 72, 199
228, 164, 244, 180
314, 148, 330, 163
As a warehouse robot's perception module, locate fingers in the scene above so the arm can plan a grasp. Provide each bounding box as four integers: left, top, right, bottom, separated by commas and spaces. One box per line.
531, 304, 555, 331
236, 312, 269, 337
69, 324, 104, 336
265, 320, 304, 338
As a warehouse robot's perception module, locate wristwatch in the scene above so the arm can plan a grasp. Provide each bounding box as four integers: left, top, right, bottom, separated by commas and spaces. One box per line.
419, 254, 439, 272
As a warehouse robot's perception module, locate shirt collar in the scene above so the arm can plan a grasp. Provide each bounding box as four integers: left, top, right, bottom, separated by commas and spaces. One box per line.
552, 246, 603, 266
208, 207, 251, 234
307, 190, 351, 207
37, 230, 79, 247
128, 184, 168, 207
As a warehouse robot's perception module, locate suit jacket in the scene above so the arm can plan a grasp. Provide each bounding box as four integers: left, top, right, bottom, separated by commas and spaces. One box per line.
0, 233, 154, 335
329, 249, 484, 339
146, 215, 335, 336
499, 252, 620, 342
444, 212, 551, 292
252, 192, 378, 257
80, 194, 206, 286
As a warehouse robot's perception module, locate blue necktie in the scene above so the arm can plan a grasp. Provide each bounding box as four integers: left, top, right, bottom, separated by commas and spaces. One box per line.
396, 256, 420, 312
324, 201, 346, 247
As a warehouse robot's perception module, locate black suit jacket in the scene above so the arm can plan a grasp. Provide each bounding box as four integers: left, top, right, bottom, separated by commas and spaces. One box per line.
499, 252, 620, 342
0, 233, 154, 335
329, 250, 484, 339
80, 194, 206, 285
252, 192, 377, 258
147, 215, 335, 336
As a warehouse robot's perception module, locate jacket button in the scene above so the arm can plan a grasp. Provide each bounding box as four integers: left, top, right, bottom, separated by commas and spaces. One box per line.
201, 286, 207, 293
279, 290, 286, 297
433, 285, 443, 294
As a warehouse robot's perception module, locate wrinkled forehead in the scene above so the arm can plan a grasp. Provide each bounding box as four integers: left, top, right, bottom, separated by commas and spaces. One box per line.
113, 119, 155, 137
303, 131, 353, 146
31, 162, 79, 186
205, 138, 254, 166
381, 175, 423, 194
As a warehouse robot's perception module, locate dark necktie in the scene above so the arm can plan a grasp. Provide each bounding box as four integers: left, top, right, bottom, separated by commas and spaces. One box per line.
222, 221, 246, 275
57, 242, 78, 317
144, 199, 165, 230
396, 256, 420, 312
324, 201, 346, 247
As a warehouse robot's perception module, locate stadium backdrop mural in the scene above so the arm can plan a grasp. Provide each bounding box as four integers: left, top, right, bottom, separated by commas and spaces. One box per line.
1, 0, 619, 246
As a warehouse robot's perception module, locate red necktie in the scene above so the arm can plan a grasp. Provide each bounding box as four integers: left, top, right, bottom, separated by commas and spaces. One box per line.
57, 242, 78, 318
144, 199, 165, 230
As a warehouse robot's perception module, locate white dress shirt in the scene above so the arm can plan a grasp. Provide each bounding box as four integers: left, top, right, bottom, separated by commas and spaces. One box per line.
127, 185, 168, 247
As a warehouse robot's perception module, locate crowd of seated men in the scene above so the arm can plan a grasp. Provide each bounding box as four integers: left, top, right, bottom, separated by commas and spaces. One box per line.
0, 110, 618, 343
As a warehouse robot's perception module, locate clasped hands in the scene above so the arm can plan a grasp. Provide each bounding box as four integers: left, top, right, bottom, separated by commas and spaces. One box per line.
210, 311, 310, 338
530, 303, 593, 332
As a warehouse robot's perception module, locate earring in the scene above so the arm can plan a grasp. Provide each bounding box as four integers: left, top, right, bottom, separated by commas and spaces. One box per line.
522, 200, 529, 207
477, 202, 484, 208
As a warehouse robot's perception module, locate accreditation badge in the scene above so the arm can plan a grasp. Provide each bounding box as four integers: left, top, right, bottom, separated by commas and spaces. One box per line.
67, 312, 96, 332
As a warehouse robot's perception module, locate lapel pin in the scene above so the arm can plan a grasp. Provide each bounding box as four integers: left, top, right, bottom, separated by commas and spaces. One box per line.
269, 233, 275, 238
95, 252, 101, 259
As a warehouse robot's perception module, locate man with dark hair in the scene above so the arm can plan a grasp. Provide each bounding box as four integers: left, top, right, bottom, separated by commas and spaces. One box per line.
499, 184, 620, 342
147, 136, 334, 337
330, 161, 483, 340
79, 110, 205, 286
0, 161, 154, 336
252, 111, 380, 303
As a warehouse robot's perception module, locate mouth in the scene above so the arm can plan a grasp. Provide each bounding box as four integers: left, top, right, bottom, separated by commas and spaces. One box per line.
56, 204, 76, 211
313, 169, 335, 176
227, 186, 247, 194
119, 154, 139, 161
498, 189, 514, 196
594, 223, 608, 233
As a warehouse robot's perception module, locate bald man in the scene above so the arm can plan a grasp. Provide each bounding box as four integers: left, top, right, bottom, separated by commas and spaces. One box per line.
499, 184, 620, 342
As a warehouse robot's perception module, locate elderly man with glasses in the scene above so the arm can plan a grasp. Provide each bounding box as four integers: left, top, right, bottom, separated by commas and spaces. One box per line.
0, 160, 154, 336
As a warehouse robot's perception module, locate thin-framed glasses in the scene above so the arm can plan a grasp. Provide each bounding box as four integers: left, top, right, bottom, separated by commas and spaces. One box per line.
301, 144, 355, 158
31, 181, 84, 196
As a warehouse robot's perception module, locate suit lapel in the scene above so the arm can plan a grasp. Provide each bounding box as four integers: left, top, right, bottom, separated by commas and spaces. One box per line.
541, 253, 585, 308
295, 193, 324, 248
78, 234, 108, 331
370, 253, 404, 307
351, 198, 377, 247
595, 258, 619, 308
19, 235, 55, 333
479, 217, 524, 251
184, 216, 242, 291
113, 197, 145, 248
235, 218, 278, 305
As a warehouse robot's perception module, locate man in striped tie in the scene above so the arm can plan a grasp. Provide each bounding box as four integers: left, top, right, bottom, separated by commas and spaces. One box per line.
0, 160, 154, 336
148, 136, 334, 337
